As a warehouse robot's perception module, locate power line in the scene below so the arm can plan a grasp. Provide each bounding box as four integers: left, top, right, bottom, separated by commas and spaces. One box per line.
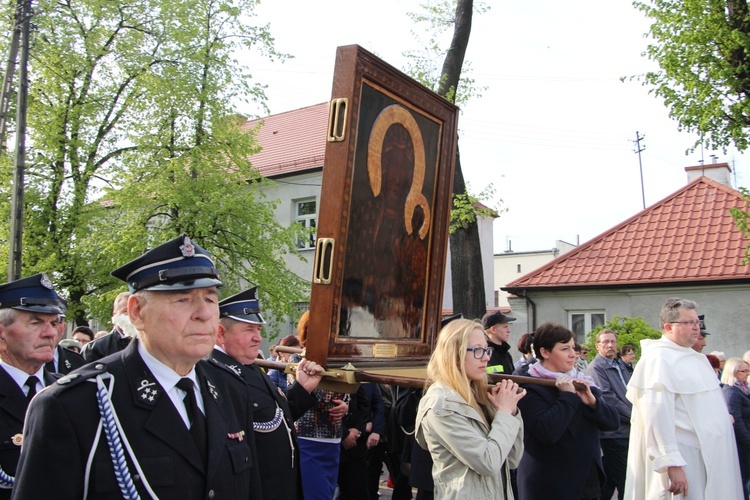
633, 131, 646, 210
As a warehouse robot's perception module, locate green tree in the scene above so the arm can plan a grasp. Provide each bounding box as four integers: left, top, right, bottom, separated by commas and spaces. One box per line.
584, 315, 661, 362
0, 0, 305, 328
403, 0, 500, 319
633, 0, 750, 152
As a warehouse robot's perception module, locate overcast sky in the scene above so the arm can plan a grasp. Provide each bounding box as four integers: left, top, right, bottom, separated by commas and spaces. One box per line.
237, 0, 749, 253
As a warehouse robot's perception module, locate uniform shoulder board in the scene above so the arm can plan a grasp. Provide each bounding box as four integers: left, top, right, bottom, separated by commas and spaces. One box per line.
205, 357, 245, 383
55, 362, 109, 389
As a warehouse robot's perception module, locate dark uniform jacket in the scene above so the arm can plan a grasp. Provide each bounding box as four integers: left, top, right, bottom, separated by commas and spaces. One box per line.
45, 345, 85, 375
13, 340, 261, 500
0, 367, 56, 500
210, 349, 315, 500
81, 328, 132, 363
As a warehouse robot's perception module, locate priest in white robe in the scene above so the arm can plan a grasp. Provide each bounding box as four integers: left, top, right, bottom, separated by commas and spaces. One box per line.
624, 297, 743, 500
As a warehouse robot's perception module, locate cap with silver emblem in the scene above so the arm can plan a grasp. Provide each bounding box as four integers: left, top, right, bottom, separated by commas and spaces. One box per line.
219, 287, 266, 325
0, 273, 67, 314
111, 234, 222, 292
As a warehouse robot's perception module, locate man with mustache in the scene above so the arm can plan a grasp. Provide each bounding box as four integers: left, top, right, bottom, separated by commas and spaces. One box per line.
586, 329, 631, 500
0, 273, 66, 499
211, 287, 323, 500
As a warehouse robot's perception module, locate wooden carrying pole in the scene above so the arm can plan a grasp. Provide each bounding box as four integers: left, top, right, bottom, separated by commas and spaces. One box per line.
254, 358, 559, 392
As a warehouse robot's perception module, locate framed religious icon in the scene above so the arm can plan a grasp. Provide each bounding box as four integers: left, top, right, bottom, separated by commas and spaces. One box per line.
306, 45, 458, 368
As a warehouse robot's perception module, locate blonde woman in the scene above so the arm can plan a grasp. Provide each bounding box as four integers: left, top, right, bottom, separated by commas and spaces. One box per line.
721, 358, 750, 498
415, 318, 525, 499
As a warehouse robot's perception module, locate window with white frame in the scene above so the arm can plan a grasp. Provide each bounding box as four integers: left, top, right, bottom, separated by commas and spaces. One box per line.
569, 311, 606, 344
295, 199, 317, 250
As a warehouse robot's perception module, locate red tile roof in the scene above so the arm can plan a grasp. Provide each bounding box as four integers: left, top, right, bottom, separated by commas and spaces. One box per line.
504, 177, 750, 292
241, 102, 329, 177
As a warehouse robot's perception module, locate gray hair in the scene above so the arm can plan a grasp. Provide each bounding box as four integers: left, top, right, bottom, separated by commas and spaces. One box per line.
0, 308, 18, 327
596, 329, 618, 343
709, 351, 726, 362
659, 297, 697, 329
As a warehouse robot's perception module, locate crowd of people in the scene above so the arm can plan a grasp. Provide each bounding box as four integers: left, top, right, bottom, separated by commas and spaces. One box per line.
0, 233, 747, 499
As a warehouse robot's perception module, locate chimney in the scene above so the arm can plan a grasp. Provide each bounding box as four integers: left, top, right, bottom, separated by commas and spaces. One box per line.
684, 162, 732, 186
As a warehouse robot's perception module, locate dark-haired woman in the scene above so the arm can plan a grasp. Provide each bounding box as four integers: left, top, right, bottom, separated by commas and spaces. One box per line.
512, 332, 537, 377
617, 344, 636, 376
516, 322, 619, 499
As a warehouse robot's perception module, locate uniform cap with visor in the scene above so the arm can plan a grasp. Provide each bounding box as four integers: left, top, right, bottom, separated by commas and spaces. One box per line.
111, 234, 222, 292
219, 287, 266, 325
0, 273, 67, 315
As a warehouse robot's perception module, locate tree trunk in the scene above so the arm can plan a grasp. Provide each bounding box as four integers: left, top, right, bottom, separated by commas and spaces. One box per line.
436, 0, 487, 318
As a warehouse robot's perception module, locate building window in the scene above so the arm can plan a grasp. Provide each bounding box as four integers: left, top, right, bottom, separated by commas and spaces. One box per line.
494, 290, 499, 308
517, 264, 522, 273
569, 311, 606, 344
295, 199, 317, 250
291, 301, 310, 329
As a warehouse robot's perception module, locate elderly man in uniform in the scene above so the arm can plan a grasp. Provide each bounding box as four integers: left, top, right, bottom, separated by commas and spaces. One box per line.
13, 235, 261, 499
210, 287, 326, 500
0, 273, 65, 498
625, 297, 743, 499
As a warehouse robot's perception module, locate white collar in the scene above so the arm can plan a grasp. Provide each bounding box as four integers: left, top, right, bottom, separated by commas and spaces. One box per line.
0, 361, 44, 392
137, 341, 199, 392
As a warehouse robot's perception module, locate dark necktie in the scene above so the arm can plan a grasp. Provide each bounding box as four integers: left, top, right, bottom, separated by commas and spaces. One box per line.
25, 376, 39, 402
176, 378, 207, 462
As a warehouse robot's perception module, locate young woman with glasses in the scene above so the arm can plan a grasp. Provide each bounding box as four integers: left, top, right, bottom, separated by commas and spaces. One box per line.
516, 322, 619, 500
415, 318, 525, 499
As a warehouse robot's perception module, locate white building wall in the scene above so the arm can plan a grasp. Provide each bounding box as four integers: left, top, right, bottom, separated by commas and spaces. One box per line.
494, 240, 577, 308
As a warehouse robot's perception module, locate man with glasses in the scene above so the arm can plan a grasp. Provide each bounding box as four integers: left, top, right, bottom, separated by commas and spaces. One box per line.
586, 329, 631, 500
624, 297, 742, 499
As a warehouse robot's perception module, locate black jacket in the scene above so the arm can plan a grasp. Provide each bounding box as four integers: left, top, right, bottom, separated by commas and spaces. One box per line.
516, 383, 619, 499
209, 348, 315, 500
45, 345, 85, 375
81, 328, 132, 363
0, 367, 56, 500
13, 340, 261, 499
487, 339, 514, 375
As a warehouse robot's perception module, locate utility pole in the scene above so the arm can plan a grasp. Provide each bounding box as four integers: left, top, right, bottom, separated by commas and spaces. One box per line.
7, 0, 32, 281
633, 131, 646, 210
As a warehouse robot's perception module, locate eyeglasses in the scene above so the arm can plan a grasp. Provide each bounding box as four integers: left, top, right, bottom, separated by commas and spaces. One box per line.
467, 346, 493, 359
670, 321, 701, 327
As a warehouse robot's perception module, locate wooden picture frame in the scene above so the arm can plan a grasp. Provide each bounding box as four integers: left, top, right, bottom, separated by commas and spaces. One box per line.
306, 45, 458, 368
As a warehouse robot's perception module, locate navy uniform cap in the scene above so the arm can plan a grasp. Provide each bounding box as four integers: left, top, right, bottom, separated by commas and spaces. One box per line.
219, 287, 265, 325
111, 234, 222, 292
0, 273, 67, 314
698, 314, 710, 335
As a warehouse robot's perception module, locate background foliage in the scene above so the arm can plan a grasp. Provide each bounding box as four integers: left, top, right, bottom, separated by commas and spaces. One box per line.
0, 0, 308, 334
584, 315, 662, 362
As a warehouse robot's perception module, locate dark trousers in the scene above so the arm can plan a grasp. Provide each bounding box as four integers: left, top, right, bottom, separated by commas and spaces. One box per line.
600, 437, 628, 500
338, 442, 369, 500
